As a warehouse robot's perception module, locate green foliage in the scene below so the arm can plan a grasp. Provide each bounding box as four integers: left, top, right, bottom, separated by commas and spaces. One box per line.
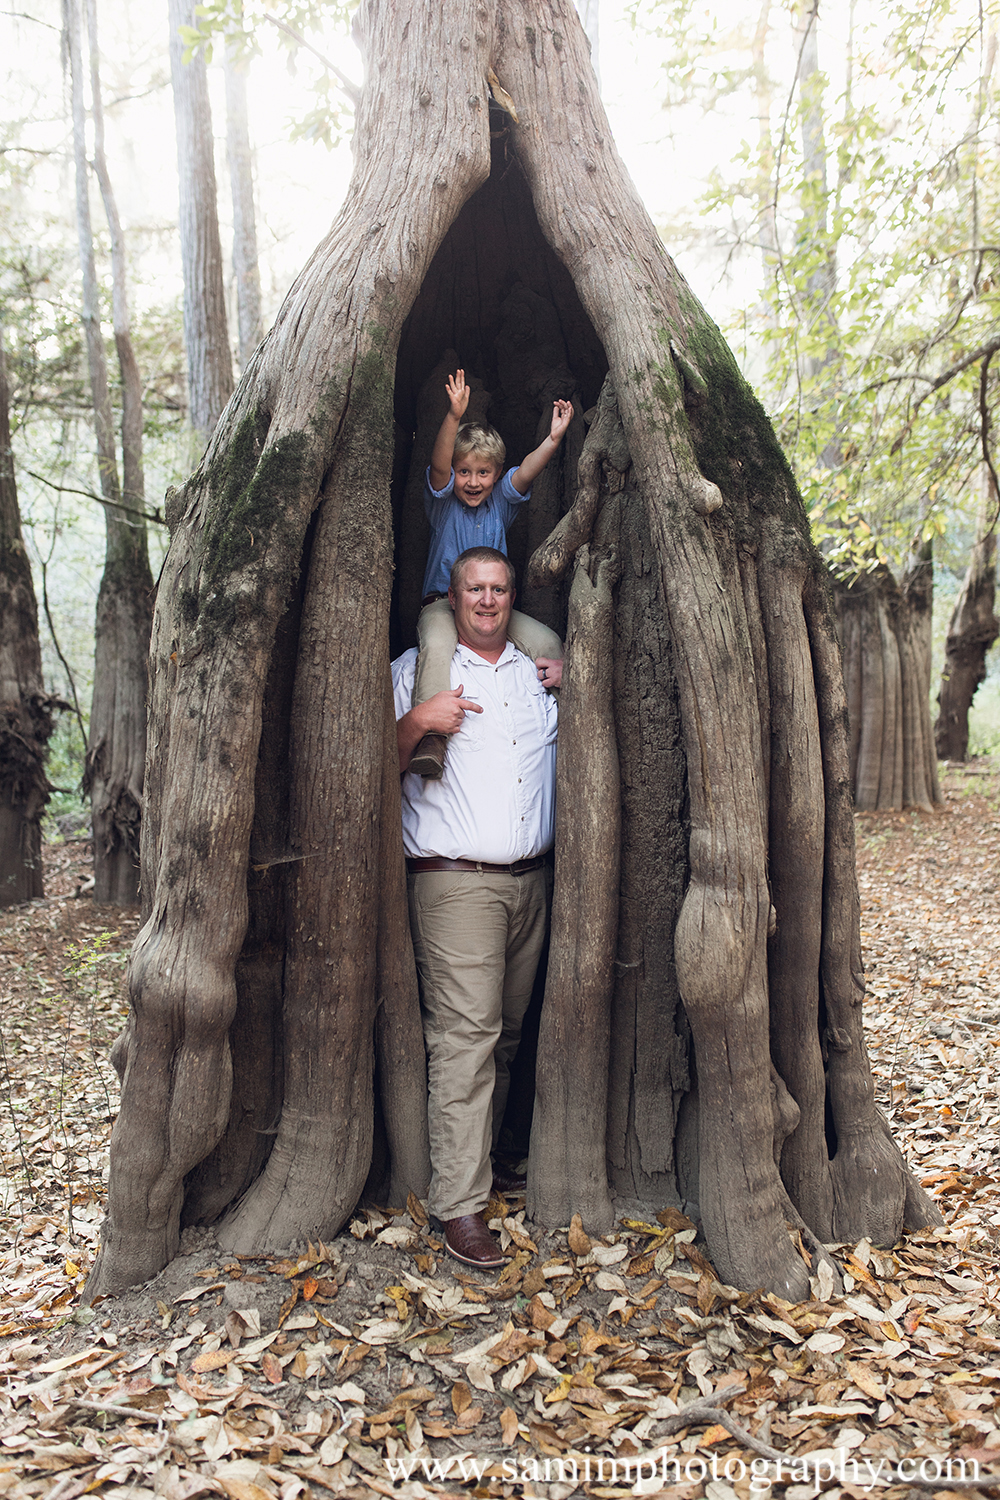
64, 930, 127, 991
180, 0, 358, 150
638, 0, 1000, 579
2, 232, 186, 450
968, 678, 1000, 754
43, 716, 89, 829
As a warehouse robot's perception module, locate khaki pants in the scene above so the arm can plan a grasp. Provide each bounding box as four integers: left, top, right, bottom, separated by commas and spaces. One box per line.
414, 597, 563, 704
407, 866, 551, 1221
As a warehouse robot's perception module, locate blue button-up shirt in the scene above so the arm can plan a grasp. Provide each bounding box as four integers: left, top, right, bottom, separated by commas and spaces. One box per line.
420, 467, 531, 598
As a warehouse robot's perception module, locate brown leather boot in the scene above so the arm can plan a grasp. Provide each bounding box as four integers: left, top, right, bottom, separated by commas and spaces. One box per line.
443, 1213, 506, 1268
491, 1160, 526, 1196
409, 733, 447, 779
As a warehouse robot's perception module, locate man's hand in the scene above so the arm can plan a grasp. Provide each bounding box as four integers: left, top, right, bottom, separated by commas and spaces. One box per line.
397, 686, 483, 773
535, 657, 563, 690
445, 369, 471, 422
549, 399, 573, 444
421, 684, 483, 732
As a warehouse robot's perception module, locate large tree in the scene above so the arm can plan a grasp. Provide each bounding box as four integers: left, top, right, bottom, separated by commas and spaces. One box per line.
168, 0, 234, 444
66, 0, 153, 904
935, 471, 999, 762
88, 0, 938, 1302
0, 331, 55, 906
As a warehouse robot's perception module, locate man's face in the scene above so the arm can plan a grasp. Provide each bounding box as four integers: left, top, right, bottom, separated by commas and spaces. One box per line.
449, 559, 514, 652
453, 453, 501, 508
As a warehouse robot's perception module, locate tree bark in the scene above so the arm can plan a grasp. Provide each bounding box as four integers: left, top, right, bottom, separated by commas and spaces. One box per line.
935, 476, 998, 762
0, 332, 53, 906
168, 0, 234, 443
835, 551, 942, 812
88, 0, 938, 1301
67, 0, 153, 905
224, 43, 264, 371
528, 542, 620, 1231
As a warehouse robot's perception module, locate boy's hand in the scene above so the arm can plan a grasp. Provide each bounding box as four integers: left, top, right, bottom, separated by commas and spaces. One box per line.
549, 398, 574, 444
446, 369, 471, 422
430, 372, 471, 489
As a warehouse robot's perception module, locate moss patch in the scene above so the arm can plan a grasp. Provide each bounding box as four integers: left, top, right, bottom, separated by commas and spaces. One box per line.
199, 420, 311, 610
665, 294, 814, 552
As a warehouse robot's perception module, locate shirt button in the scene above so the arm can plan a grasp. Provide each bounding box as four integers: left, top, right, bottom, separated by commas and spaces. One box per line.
518, 778, 521, 783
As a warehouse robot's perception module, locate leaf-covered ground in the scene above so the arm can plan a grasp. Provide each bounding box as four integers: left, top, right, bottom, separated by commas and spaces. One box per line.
0, 763, 998, 1500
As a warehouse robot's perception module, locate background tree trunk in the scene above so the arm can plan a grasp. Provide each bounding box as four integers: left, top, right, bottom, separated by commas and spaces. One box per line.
168, 0, 234, 444
224, 43, 264, 371
66, 0, 152, 905
0, 332, 54, 906
88, 0, 938, 1302
935, 473, 999, 762
835, 547, 941, 812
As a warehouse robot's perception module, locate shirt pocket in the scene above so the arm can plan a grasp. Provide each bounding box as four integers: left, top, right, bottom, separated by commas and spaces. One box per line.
524, 677, 556, 742
452, 688, 486, 751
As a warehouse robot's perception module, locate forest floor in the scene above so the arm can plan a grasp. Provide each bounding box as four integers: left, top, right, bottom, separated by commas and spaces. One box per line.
0, 760, 998, 1500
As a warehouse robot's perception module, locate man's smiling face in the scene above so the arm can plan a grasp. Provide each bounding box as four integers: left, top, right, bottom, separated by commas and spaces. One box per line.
448, 558, 515, 655
453, 453, 501, 508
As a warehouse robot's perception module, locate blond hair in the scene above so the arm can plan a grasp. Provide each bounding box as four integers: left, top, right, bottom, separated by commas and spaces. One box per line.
453, 422, 506, 470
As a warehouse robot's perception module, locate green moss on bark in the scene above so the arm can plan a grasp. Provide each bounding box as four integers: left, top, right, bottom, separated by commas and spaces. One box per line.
663, 296, 810, 542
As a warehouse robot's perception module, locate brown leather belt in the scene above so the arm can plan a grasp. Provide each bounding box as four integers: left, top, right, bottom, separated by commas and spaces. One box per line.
420, 591, 449, 608
406, 856, 545, 876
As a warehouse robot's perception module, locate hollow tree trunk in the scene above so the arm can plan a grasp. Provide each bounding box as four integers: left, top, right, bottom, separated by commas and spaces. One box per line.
168, 0, 234, 443
0, 332, 54, 906
88, 0, 938, 1301
935, 480, 998, 761
67, 0, 152, 905
835, 547, 942, 812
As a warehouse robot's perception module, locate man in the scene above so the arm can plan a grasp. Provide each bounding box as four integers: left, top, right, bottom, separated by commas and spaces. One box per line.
392, 546, 563, 1268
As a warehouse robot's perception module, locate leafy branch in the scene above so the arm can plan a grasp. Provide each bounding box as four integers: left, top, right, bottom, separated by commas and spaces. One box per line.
889, 333, 1000, 453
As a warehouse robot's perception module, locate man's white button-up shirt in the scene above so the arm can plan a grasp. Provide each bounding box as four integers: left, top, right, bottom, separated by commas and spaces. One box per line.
392, 641, 558, 863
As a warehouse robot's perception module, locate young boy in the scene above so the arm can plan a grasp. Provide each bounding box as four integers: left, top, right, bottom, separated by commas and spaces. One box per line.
410, 368, 573, 778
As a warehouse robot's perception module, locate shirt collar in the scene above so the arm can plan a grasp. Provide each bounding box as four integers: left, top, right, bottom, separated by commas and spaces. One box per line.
455, 638, 517, 668
455, 493, 494, 516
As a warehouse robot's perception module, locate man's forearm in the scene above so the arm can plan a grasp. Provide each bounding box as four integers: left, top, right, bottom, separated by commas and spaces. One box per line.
397, 704, 432, 774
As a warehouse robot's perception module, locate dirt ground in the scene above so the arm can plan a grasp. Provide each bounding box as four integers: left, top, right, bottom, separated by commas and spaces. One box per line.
0, 763, 998, 1499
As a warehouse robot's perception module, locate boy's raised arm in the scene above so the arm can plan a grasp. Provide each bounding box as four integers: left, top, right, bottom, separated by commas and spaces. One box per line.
429, 369, 471, 491
510, 399, 574, 495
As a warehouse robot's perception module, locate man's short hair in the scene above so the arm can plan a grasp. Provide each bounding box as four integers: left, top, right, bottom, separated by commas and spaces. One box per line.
453, 423, 506, 470
449, 547, 516, 594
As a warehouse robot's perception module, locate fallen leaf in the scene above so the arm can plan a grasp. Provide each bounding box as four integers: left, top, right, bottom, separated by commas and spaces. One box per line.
191, 1349, 235, 1374
568, 1214, 591, 1256
407, 1193, 429, 1226
217, 1479, 272, 1500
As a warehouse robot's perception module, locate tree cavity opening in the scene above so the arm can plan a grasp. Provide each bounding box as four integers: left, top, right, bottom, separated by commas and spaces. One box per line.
389, 107, 608, 658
